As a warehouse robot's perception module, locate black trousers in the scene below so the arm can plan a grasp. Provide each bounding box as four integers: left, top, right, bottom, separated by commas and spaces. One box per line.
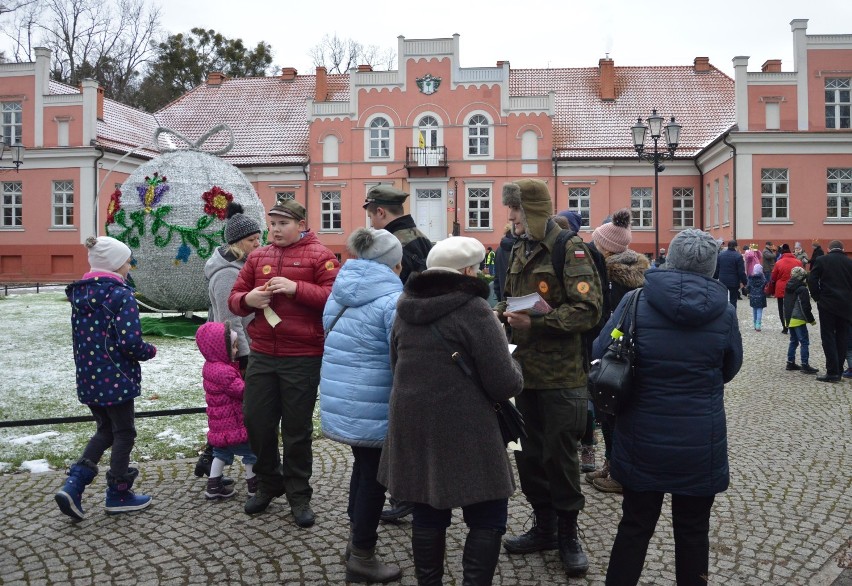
82, 400, 136, 476
606, 489, 715, 586
348, 446, 387, 550
777, 297, 785, 329
818, 308, 851, 377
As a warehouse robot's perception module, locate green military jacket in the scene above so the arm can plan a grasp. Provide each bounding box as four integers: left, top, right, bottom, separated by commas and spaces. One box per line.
496, 224, 602, 390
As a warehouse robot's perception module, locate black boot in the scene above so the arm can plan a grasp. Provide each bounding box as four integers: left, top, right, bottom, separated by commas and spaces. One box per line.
194, 443, 214, 477
503, 506, 558, 554
462, 528, 502, 586
412, 526, 446, 586
557, 512, 588, 577
381, 497, 415, 522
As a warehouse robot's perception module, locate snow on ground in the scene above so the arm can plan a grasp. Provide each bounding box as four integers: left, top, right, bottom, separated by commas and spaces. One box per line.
7, 431, 60, 445
20, 459, 51, 473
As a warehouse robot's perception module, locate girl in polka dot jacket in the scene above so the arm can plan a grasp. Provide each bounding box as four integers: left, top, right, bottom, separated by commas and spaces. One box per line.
55, 236, 157, 521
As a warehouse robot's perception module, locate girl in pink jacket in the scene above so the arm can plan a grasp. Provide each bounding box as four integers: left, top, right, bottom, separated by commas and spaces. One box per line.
195, 321, 257, 499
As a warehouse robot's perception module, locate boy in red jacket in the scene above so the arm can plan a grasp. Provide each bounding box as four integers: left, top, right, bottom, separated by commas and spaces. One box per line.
228, 197, 339, 527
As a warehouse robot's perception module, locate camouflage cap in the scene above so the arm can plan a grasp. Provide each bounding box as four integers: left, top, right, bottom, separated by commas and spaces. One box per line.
363, 185, 409, 209
269, 196, 306, 221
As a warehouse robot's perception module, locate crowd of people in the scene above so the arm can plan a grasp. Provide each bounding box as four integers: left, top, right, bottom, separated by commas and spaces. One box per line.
53, 180, 851, 585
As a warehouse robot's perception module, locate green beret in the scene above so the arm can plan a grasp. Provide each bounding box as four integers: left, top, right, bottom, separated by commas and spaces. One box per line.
363, 185, 409, 209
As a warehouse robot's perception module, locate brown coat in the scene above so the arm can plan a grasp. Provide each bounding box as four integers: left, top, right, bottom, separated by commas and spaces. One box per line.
377, 271, 524, 509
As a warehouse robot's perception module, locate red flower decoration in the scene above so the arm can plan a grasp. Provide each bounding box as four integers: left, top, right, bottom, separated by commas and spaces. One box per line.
107, 189, 122, 223
202, 186, 233, 219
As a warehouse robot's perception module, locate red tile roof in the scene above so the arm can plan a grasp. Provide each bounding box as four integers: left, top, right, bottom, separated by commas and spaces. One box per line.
510, 65, 735, 158
99, 99, 160, 157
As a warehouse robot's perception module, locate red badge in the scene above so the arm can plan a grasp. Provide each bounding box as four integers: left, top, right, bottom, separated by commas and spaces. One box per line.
577, 281, 590, 294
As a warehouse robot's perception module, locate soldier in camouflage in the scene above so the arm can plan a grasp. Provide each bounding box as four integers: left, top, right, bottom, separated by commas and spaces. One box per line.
495, 178, 602, 577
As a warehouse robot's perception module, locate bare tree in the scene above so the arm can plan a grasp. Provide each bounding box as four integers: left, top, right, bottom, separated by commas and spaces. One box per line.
309, 33, 395, 73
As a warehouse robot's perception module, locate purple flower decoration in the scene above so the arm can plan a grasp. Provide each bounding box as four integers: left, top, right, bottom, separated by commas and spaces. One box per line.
137, 172, 170, 213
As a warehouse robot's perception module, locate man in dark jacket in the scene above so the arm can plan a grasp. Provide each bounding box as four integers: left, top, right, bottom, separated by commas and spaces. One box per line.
496, 179, 603, 577
762, 241, 777, 283
714, 239, 748, 306
363, 185, 434, 521
492, 223, 516, 302
808, 240, 852, 382
364, 185, 433, 285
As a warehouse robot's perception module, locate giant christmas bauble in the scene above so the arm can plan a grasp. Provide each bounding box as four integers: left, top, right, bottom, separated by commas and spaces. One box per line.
104, 148, 265, 311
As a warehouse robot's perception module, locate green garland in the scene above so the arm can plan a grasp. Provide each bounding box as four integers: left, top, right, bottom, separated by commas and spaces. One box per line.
107, 205, 223, 261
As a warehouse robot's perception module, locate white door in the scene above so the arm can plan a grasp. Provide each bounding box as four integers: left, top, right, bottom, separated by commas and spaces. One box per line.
414, 188, 445, 242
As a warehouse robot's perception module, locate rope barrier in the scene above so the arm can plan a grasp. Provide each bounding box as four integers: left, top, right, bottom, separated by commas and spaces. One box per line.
0, 407, 206, 429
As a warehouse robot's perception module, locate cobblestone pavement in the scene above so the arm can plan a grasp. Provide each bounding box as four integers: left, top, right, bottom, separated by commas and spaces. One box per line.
1, 303, 850, 585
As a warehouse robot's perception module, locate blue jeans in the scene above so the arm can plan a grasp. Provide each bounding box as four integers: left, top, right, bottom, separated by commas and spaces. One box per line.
787, 325, 809, 365
752, 307, 764, 324
212, 443, 257, 466
412, 498, 508, 534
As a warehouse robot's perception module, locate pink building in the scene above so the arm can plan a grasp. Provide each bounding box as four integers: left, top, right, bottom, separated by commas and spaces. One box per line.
1, 19, 849, 283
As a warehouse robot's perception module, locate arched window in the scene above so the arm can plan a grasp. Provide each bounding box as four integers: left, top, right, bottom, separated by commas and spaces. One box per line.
521, 130, 538, 160
418, 115, 439, 147
369, 117, 391, 158
467, 114, 490, 156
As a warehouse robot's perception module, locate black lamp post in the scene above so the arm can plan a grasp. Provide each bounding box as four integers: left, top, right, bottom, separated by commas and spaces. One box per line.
0, 142, 25, 171
631, 110, 681, 259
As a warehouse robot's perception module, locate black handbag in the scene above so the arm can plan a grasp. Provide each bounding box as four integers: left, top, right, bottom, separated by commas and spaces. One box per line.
429, 324, 527, 446
588, 288, 642, 415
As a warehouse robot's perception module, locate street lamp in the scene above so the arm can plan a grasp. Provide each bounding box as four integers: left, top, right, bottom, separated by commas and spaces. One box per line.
631, 110, 681, 259
0, 142, 25, 171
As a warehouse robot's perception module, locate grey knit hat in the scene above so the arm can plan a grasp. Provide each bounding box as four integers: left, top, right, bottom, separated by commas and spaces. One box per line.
665, 229, 718, 278
348, 228, 402, 269
224, 202, 261, 244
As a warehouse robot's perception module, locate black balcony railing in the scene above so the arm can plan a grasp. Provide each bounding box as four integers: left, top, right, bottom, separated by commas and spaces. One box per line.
405, 146, 448, 168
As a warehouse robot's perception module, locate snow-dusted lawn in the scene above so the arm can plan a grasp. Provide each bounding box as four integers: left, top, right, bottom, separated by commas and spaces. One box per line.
0, 290, 209, 472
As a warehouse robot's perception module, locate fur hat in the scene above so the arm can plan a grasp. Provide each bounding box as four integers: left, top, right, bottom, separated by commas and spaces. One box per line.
426, 237, 486, 274
86, 235, 131, 272
557, 210, 582, 233
752, 264, 764, 276
665, 229, 718, 278
224, 202, 261, 244
502, 179, 552, 240
268, 195, 306, 221
592, 209, 632, 254
347, 228, 402, 269
790, 266, 807, 281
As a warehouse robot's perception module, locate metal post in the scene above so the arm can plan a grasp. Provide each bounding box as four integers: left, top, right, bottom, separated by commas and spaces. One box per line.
653, 135, 660, 258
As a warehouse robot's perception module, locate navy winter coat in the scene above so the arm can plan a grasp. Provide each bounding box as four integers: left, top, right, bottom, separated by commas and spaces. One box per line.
592, 268, 743, 496
714, 248, 747, 289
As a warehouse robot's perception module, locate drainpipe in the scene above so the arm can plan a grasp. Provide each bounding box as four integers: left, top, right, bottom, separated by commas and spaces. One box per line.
302, 159, 310, 227
92, 141, 105, 235
692, 157, 704, 231
552, 148, 558, 214
721, 132, 736, 240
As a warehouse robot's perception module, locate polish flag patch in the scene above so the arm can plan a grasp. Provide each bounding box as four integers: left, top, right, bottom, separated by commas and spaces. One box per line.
574, 250, 586, 258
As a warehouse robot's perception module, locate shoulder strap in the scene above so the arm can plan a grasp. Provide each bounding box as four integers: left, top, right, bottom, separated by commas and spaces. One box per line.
550, 229, 576, 284
324, 305, 349, 339
625, 288, 642, 339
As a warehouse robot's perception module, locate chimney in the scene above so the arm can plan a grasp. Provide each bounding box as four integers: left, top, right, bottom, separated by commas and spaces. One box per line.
281, 67, 298, 81
599, 58, 615, 101
694, 57, 710, 72
315, 66, 328, 102
357, 64, 373, 72
761, 59, 782, 73
96, 85, 104, 120
206, 71, 227, 86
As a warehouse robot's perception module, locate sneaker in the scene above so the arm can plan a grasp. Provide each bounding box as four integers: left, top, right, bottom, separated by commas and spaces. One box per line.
380, 498, 414, 522
246, 476, 258, 498
786, 361, 801, 371
580, 445, 596, 473
291, 503, 316, 528
591, 477, 623, 494
205, 476, 236, 500
585, 460, 609, 485
782, 328, 789, 334
800, 364, 818, 375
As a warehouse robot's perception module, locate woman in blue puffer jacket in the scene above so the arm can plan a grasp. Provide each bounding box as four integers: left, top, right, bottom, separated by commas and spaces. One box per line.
320, 228, 404, 583
593, 229, 743, 586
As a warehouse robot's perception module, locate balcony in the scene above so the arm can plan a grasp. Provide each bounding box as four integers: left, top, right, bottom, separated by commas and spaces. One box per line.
405, 146, 448, 176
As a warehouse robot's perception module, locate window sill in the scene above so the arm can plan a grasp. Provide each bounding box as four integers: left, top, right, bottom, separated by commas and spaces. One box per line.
823, 218, 852, 224
465, 228, 493, 232
0, 227, 24, 231
757, 220, 793, 225
49, 227, 77, 232
319, 230, 345, 234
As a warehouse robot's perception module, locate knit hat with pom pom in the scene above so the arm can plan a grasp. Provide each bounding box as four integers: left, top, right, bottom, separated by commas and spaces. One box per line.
347, 228, 402, 269
224, 202, 262, 244
592, 209, 632, 254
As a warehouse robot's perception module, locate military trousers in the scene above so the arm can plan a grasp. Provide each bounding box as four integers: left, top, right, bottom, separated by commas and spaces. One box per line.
514, 386, 587, 514
243, 352, 321, 507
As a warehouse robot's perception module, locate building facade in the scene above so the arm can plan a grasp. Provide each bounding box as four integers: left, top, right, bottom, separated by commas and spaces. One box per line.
0, 19, 849, 283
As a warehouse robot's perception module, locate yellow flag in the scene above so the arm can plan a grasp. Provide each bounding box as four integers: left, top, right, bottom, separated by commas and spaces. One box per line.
418, 132, 425, 148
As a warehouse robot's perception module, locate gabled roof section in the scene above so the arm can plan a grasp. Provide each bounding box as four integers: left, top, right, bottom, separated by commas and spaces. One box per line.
511, 65, 735, 158
48, 80, 79, 95
98, 99, 160, 157
155, 75, 326, 166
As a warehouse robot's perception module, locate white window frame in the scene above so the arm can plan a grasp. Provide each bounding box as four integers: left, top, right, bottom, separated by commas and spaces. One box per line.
465, 183, 492, 230
464, 112, 492, 159
1, 181, 23, 227
826, 168, 852, 219
366, 115, 392, 159
521, 130, 538, 160
825, 78, 851, 129
1, 102, 22, 146
672, 187, 694, 229
630, 187, 652, 228
320, 190, 342, 232
52, 180, 74, 227
723, 175, 730, 225
761, 168, 789, 220
275, 191, 296, 202
713, 179, 720, 227
568, 187, 591, 228
322, 135, 339, 163
705, 183, 711, 229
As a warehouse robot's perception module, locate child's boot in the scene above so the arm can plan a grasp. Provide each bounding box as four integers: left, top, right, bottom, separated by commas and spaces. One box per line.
194, 443, 214, 477
205, 476, 236, 500
756, 321, 761, 331
246, 475, 258, 498
55, 458, 98, 520
800, 363, 818, 374
105, 467, 152, 514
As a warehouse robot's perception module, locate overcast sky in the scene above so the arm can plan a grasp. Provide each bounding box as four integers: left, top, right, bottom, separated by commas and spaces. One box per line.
156, 0, 850, 77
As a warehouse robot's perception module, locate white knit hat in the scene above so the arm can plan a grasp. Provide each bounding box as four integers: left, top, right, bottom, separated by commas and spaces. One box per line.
426, 237, 485, 274
86, 236, 131, 272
